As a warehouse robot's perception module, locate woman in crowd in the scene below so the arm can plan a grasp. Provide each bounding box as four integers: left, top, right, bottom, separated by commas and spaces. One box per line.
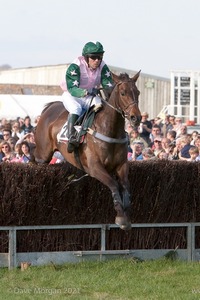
0, 141, 15, 162
190, 131, 199, 146
20, 141, 33, 163
128, 142, 144, 161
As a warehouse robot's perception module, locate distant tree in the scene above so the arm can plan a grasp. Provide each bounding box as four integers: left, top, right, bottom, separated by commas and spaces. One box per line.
0, 64, 12, 70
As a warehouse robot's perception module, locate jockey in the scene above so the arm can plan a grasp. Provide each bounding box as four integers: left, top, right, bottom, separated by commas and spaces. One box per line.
59, 41, 114, 153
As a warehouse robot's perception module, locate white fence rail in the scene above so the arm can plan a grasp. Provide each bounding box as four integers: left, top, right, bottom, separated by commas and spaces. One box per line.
0, 223, 199, 270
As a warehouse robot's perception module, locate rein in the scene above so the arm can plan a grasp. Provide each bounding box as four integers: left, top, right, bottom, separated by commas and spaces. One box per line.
100, 84, 125, 118
101, 97, 124, 117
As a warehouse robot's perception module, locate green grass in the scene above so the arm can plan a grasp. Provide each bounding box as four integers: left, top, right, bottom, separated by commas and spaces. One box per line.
0, 258, 200, 299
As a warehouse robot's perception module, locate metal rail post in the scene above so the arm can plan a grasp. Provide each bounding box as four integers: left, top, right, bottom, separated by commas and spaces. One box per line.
8, 227, 17, 270
187, 223, 195, 261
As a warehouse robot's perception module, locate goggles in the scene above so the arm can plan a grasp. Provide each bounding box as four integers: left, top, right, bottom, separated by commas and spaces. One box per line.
88, 54, 103, 61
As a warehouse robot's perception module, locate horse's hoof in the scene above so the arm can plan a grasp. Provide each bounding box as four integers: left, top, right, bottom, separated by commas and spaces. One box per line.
120, 223, 132, 231
115, 216, 131, 231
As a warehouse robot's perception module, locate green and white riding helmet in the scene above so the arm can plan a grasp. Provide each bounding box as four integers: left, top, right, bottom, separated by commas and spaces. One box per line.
82, 41, 105, 56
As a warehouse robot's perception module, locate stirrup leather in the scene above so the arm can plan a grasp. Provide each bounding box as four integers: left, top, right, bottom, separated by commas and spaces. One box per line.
69, 136, 79, 147
67, 137, 79, 153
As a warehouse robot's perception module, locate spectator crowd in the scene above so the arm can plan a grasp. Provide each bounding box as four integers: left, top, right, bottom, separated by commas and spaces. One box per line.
126, 112, 200, 162
0, 115, 66, 164
0, 115, 38, 163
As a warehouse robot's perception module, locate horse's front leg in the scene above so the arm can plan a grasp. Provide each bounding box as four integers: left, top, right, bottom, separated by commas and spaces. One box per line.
116, 162, 131, 210
88, 164, 131, 230
115, 161, 132, 229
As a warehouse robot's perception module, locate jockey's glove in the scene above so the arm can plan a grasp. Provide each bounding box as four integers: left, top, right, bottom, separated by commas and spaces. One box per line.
87, 88, 98, 96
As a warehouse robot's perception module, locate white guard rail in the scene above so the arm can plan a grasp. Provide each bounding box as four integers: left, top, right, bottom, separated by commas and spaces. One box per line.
0, 223, 199, 269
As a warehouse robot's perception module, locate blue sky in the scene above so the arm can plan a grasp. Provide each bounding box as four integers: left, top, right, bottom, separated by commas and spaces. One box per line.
1, 0, 200, 78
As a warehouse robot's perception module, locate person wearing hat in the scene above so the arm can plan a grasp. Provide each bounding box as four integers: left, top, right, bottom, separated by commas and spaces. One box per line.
59, 41, 114, 153
152, 136, 164, 156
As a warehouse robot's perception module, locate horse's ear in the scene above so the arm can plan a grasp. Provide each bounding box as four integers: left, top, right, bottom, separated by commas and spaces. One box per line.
132, 70, 141, 82
111, 72, 120, 84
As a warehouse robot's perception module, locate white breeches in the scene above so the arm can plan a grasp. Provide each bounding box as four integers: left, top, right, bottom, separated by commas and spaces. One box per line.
62, 92, 102, 116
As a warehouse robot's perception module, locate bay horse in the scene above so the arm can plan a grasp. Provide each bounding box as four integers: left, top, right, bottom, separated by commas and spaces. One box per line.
33, 71, 141, 230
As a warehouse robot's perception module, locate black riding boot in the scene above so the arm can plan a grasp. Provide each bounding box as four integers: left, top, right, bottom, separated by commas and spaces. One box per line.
67, 114, 79, 153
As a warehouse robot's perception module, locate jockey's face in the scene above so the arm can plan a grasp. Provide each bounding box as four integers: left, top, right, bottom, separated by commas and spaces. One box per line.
87, 54, 103, 70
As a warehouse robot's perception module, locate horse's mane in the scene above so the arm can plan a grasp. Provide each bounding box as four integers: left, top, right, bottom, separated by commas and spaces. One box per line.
118, 73, 130, 81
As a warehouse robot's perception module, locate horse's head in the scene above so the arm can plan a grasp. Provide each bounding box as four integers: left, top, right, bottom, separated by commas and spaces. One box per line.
111, 71, 141, 127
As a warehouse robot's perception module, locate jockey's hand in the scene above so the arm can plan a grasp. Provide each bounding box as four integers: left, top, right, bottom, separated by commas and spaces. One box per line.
87, 88, 98, 96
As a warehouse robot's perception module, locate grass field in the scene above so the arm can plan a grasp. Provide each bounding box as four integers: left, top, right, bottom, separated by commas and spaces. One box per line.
0, 258, 200, 300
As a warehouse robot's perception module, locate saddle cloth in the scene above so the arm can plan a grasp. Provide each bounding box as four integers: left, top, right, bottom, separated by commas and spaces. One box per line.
57, 108, 96, 144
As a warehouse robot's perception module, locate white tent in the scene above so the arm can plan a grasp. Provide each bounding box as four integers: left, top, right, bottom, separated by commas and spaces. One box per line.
0, 95, 62, 121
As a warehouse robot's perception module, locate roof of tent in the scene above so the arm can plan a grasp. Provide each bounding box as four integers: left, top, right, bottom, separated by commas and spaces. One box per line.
0, 94, 62, 121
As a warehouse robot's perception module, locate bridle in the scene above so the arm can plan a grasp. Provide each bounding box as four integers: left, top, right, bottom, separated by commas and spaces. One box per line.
87, 81, 137, 145
100, 80, 139, 120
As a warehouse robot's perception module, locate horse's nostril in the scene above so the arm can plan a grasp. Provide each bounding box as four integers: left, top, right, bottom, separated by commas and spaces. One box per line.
131, 116, 136, 123
130, 116, 141, 128
130, 116, 140, 125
